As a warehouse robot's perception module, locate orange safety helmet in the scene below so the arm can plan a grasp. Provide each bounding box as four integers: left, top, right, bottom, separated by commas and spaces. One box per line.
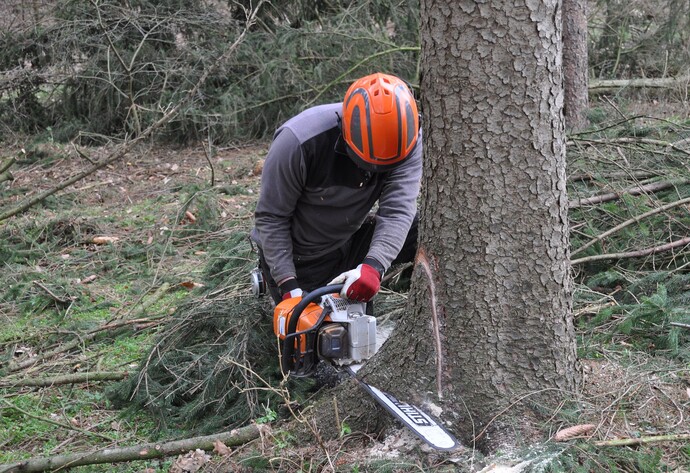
341, 73, 419, 171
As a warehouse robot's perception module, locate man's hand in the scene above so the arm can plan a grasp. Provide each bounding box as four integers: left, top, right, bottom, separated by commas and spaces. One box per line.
279, 277, 303, 300
329, 263, 381, 302
282, 288, 303, 300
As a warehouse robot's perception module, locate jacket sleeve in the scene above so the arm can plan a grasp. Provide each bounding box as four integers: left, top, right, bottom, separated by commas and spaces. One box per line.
366, 133, 423, 272
253, 128, 306, 283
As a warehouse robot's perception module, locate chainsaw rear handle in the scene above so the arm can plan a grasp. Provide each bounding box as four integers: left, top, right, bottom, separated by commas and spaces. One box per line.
282, 284, 344, 374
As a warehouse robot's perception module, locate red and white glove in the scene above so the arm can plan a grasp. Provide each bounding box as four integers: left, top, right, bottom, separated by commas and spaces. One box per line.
282, 288, 303, 300
279, 278, 303, 301
329, 263, 381, 302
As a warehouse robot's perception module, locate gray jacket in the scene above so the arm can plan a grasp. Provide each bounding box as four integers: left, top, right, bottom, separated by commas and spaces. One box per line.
251, 103, 422, 284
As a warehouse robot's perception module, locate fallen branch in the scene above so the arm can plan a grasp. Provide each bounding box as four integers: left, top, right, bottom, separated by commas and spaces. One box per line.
5, 337, 91, 373
572, 195, 690, 256
594, 433, 690, 447
569, 179, 688, 208
567, 170, 661, 183
0, 157, 16, 184
0, 424, 262, 473
572, 137, 690, 157
670, 322, 690, 330
0, 157, 15, 174
0, 371, 128, 388
589, 76, 690, 91
571, 236, 690, 265
0, 1, 263, 223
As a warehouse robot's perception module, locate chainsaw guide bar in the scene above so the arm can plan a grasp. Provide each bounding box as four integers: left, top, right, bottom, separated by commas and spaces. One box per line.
346, 364, 458, 451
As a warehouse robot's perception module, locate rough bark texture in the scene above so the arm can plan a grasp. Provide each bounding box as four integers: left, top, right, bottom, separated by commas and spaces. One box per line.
366, 0, 578, 452
563, 0, 589, 131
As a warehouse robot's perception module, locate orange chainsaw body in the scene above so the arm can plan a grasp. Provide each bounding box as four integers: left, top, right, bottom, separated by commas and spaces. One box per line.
273, 298, 332, 353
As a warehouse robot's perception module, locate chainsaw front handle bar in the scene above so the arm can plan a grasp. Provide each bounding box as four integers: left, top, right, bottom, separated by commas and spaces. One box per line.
282, 284, 344, 375
285, 284, 344, 335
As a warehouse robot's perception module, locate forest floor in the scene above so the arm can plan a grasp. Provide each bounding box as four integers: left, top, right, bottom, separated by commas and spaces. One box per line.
1, 99, 689, 472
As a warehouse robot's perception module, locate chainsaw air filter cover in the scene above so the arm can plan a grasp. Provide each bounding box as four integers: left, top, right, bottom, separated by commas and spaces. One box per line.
320, 295, 377, 365
318, 324, 348, 359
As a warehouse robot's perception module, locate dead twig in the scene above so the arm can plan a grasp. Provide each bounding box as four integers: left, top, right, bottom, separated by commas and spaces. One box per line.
88, 316, 166, 335
571, 236, 690, 265
594, 433, 690, 447
573, 137, 690, 157
31, 281, 74, 305
569, 179, 688, 208
0, 398, 115, 442
0, 424, 262, 473
202, 130, 216, 187
571, 195, 690, 256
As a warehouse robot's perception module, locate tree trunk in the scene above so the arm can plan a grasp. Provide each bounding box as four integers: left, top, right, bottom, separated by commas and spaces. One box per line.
563, 0, 589, 131
366, 0, 578, 452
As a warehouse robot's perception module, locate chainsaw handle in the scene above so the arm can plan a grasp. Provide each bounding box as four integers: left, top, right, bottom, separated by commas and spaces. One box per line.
282, 284, 344, 374
285, 284, 344, 335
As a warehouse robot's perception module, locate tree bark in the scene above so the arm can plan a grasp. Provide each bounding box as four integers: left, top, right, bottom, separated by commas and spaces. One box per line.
366, 0, 578, 452
0, 424, 261, 473
563, 0, 589, 131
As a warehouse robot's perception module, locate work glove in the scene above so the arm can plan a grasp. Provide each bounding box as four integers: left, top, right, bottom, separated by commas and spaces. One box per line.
329, 263, 381, 302
279, 278, 303, 301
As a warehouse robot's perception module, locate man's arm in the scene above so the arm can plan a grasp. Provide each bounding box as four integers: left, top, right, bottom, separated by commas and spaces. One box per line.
366, 133, 423, 273
254, 128, 305, 285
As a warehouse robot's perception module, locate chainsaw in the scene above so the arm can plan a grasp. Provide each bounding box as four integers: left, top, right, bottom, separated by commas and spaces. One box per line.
271, 283, 458, 450
273, 284, 376, 376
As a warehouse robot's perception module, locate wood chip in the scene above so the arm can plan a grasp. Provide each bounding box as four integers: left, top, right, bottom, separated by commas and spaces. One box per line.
554, 424, 596, 441
93, 236, 119, 244
213, 439, 231, 456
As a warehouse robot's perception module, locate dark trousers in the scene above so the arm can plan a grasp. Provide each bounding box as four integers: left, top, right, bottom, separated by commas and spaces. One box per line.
259, 215, 418, 304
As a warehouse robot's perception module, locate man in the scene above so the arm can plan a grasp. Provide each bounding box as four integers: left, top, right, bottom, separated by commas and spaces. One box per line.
251, 72, 421, 305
